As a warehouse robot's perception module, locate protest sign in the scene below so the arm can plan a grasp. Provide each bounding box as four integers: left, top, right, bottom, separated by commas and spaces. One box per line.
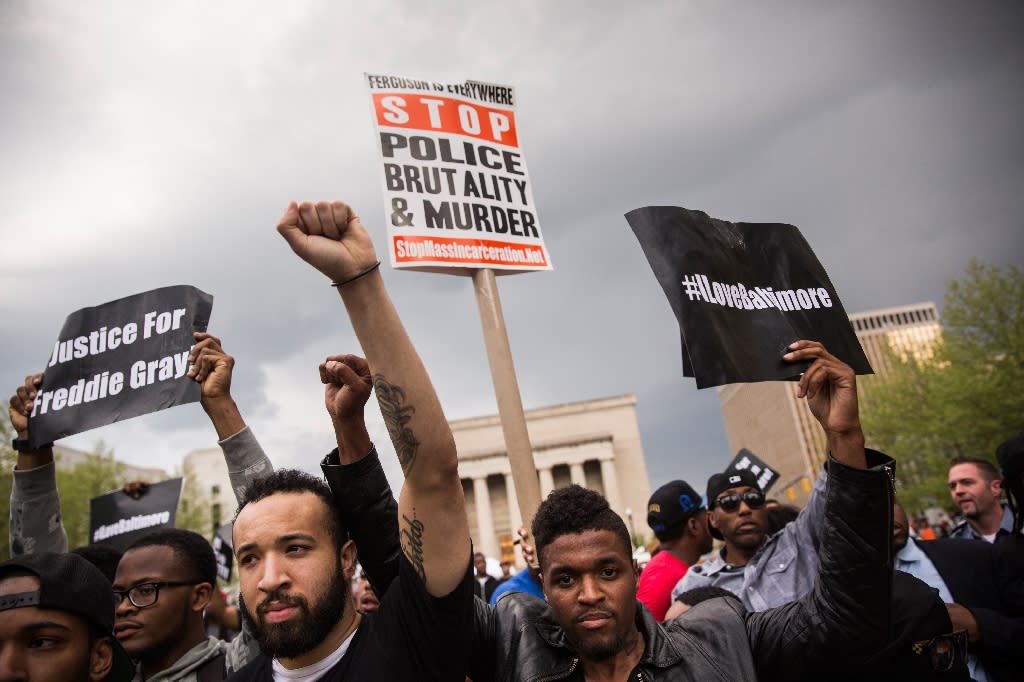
366, 73, 551, 274
29, 285, 214, 447
90, 478, 183, 552
213, 522, 233, 582
626, 206, 871, 388
726, 448, 780, 493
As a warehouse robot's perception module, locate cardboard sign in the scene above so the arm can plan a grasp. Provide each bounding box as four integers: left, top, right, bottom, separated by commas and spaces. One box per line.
626, 206, 871, 388
90, 478, 183, 551
29, 286, 213, 446
726, 448, 781, 493
366, 73, 551, 274
212, 522, 233, 582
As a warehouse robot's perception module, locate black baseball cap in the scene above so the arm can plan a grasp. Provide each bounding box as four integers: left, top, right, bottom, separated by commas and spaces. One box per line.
706, 470, 762, 508
0, 552, 135, 681
647, 480, 705, 541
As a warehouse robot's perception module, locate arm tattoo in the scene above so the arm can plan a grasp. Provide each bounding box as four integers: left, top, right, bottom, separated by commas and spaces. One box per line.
401, 511, 426, 583
372, 373, 420, 474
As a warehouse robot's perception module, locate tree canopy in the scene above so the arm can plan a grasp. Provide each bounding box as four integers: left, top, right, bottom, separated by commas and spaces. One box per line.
861, 260, 1023, 512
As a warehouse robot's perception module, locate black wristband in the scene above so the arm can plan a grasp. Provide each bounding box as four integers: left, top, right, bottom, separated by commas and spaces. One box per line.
331, 261, 381, 287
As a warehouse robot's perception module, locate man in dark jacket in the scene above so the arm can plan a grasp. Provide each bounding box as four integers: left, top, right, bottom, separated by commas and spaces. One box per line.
329, 339, 897, 680
894, 501, 1024, 682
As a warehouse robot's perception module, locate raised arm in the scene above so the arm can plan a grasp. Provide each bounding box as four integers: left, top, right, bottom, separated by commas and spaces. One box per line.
777, 340, 867, 550
8, 373, 68, 555
784, 339, 866, 468
187, 332, 274, 505
278, 200, 471, 597
319, 353, 401, 597
745, 341, 893, 676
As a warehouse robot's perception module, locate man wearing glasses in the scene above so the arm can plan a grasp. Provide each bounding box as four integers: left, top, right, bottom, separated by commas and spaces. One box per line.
112, 529, 233, 681
672, 344, 872, 612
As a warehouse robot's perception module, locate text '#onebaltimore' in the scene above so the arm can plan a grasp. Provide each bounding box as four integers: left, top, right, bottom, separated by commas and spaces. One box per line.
682, 273, 834, 312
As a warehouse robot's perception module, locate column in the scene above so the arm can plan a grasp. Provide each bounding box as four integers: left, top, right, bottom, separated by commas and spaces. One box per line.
569, 461, 587, 487
473, 475, 500, 559
599, 457, 623, 513
538, 467, 555, 498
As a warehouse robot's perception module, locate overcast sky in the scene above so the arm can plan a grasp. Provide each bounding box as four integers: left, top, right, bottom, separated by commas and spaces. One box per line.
2, 1, 1022, 499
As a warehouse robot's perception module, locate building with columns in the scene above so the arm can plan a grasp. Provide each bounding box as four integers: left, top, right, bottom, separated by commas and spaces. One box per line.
719, 301, 941, 507
453, 393, 651, 563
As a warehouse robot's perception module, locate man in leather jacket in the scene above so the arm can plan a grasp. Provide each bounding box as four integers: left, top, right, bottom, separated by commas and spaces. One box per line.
326, 340, 896, 681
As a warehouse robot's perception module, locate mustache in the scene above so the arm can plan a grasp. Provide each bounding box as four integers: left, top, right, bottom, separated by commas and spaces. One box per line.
256, 591, 308, 615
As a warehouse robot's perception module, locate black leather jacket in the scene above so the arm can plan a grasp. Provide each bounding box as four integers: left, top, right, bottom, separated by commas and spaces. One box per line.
324, 448, 895, 681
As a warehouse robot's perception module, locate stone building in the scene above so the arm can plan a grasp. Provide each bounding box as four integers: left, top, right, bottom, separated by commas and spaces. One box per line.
719, 302, 941, 506
454, 393, 651, 562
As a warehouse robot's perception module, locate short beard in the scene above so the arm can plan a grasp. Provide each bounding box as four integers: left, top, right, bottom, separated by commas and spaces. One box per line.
239, 563, 349, 660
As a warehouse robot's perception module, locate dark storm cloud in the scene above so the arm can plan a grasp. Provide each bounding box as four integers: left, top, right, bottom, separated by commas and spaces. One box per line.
1, 1, 1021, 493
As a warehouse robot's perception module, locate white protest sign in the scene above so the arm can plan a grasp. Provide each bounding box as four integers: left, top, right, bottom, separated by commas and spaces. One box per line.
366, 73, 552, 273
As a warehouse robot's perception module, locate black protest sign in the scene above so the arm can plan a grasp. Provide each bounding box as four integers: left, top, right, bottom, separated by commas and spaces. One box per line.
213, 522, 233, 582
29, 286, 213, 447
726, 448, 781, 493
626, 206, 871, 388
90, 478, 183, 552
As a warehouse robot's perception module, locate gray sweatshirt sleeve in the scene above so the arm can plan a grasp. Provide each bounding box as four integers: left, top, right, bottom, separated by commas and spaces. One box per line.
9, 461, 68, 555
218, 426, 274, 506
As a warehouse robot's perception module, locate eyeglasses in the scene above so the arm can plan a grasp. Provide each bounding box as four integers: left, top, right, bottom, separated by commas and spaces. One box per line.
912, 630, 968, 673
712, 491, 765, 513
113, 581, 200, 609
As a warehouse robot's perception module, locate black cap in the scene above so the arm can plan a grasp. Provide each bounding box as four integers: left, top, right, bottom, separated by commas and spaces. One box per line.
0, 552, 135, 681
706, 469, 762, 507
647, 480, 705, 540
997, 432, 1024, 480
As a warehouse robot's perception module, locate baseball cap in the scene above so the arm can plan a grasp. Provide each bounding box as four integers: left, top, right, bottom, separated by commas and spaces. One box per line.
647, 480, 705, 540
706, 470, 763, 540
706, 470, 762, 508
0, 552, 135, 681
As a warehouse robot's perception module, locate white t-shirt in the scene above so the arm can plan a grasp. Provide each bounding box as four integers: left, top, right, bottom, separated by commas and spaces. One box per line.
271, 630, 357, 682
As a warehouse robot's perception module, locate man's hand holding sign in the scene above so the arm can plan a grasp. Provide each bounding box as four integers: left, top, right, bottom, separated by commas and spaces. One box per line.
785, 339, 866, 468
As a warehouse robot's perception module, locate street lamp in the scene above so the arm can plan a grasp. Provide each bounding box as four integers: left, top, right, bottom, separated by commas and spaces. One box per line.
624, 507, 636, 548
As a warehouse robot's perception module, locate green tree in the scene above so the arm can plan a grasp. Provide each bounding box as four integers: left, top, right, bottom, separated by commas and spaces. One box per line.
55, 441, 127, 549
175, 460, 213, 539
861, 260, 1024, 512
0, 419, 17, 561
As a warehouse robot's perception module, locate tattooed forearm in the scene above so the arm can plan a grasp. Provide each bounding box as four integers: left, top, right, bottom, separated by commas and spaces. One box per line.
373, 373, 420, 474
401, 511, 426, 582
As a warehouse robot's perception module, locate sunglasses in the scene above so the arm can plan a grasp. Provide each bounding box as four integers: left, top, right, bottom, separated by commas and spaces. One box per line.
911, 629, 968, 673
712, 491, 765, 513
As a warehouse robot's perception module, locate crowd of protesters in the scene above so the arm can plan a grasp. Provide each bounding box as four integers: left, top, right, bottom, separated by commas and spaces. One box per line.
2, 200, 1020, 681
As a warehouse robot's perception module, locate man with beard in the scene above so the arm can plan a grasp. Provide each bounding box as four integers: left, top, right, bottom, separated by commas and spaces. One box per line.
225, 199, 473, 681
947, 456, 1015, 543
328, 331, 897, 679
